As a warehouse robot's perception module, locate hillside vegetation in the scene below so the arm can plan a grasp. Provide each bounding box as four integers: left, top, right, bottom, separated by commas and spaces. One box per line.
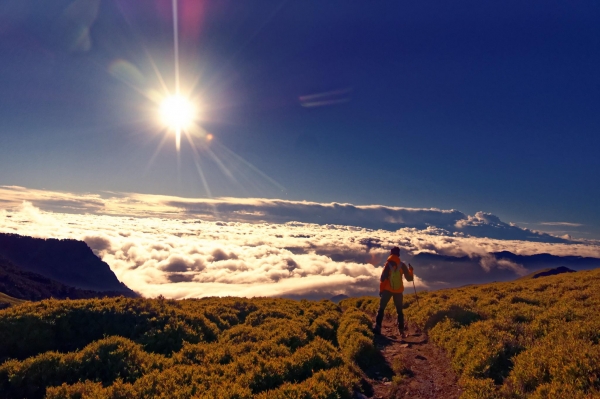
2, 268, 599, 398
0, 296, 378, 398
0, 257, 136, 301
342, 268, 600, 398
0, 292, 26, 310
0, 233, 136, 296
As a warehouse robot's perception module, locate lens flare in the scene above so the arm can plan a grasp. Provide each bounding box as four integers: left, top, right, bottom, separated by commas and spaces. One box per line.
106, 0, 284, 196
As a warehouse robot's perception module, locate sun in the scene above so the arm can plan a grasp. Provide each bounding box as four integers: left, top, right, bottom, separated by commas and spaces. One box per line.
160, 95, 196, 131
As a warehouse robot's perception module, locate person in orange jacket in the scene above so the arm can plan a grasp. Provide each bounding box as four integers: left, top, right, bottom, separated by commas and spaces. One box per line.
373, 246, 414, 337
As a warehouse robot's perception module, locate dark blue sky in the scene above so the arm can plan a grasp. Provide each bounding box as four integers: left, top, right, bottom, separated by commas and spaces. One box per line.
0, 0, 599, 238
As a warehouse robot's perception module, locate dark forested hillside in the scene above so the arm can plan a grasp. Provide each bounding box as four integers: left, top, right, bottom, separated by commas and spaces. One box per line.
0, 233, 135, 295
0, 257, 137, 301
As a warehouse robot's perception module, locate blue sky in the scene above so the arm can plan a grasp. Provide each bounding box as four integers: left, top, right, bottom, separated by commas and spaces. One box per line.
0, 0, 599, 239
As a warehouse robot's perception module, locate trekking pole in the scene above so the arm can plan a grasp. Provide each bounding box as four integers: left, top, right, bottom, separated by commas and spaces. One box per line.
409, 263, 420, 308
412, 280, 420, 307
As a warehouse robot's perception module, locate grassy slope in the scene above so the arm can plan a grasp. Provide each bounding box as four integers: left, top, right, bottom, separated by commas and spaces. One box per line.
341, 268, 600, 399
0, 292, 26, 308
2, 269, 598, 399
0, 297, 377, 399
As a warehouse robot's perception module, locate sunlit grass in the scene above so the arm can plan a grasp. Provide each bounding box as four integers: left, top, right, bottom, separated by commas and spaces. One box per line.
0, 296, 367, 398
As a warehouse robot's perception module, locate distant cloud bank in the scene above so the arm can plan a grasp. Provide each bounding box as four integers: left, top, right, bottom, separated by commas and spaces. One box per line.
0, 186, 598, 299
0, 186, 573, 242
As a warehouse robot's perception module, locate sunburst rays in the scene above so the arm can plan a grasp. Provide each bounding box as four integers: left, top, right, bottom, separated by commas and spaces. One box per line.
107, 0, 284, 201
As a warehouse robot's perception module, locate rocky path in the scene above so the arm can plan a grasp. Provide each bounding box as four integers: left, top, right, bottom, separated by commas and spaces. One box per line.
359, 318, 462, 399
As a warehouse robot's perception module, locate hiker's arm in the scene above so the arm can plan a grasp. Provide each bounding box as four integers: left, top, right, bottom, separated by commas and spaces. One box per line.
380, 263, 390, 282
401, 262, 414, 282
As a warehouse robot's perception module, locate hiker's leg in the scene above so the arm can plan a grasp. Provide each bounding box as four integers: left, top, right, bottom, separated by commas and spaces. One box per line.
375, 291, 392, 328
392, 293, 404, 332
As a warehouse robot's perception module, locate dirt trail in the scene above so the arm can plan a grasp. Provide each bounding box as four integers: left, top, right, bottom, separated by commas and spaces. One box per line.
359, 318, 462, 399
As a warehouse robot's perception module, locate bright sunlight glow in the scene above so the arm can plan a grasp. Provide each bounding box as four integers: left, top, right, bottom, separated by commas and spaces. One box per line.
160, 95, 196, 131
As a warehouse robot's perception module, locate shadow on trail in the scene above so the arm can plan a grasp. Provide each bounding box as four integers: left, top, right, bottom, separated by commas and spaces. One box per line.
358, 334, 395, 396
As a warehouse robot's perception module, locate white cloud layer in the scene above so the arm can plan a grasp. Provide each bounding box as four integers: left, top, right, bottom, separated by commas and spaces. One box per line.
0, 187, 599, 299
0, 186, 577, 242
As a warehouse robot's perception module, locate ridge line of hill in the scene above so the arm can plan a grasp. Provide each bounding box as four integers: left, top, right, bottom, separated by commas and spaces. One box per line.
0, 232, 136, 296
0, 256, 137, 302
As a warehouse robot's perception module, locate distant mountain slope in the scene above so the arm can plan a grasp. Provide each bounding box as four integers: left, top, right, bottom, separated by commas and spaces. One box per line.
0, 256, 137, 301
407, 251, 600, 289
0, 233, 135, 295
330, 294, 349, 303
532, 266, 576, 278
517, 266, 576, 280
492, 251, 600, 270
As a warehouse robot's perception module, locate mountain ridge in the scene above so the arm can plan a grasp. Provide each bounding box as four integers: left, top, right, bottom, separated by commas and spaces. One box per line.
0, 256, 137, 301
0, 233, 136, 296
405, 250, 600, 290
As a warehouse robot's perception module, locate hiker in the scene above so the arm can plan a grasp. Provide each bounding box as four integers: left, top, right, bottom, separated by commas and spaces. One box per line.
373, 246, 414, 337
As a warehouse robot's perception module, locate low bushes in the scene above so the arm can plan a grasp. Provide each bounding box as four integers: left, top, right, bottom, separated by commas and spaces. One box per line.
506, 329, 600, 397
337, 308, 378, 369
0, 336, 168, 399
0, 297, 219, 361
255, 366, 356, 399
0, 296, 366, 398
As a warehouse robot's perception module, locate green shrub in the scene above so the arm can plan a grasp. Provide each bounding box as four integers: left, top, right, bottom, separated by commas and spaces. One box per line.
458, 376, 497, 399
0, 297, 219, 360
285, 337, 343, 382
0, 351, 66, 399
528, 381, 594, 399
309, 311, 340, 342
337, 308, 378, 369
0, 296, 364, 398
430, 319, 522, 383
0, 336, 168, 399
507, 332, 600, 396
45, 381, 109, 399
255, 366, 356, 399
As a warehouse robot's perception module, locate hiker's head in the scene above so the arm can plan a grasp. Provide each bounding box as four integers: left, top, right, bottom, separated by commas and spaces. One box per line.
390, 246, 400, 256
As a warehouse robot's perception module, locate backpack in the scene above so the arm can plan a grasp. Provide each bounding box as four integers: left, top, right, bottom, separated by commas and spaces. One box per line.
390, 266, 402, 290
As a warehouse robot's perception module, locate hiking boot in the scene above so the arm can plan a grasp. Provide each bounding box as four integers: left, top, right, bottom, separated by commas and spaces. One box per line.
373, 325, 381, 335
397, 325, 407, 338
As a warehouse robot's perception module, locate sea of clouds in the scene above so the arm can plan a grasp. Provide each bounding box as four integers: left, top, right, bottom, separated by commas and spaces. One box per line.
1, 186, 598, 299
